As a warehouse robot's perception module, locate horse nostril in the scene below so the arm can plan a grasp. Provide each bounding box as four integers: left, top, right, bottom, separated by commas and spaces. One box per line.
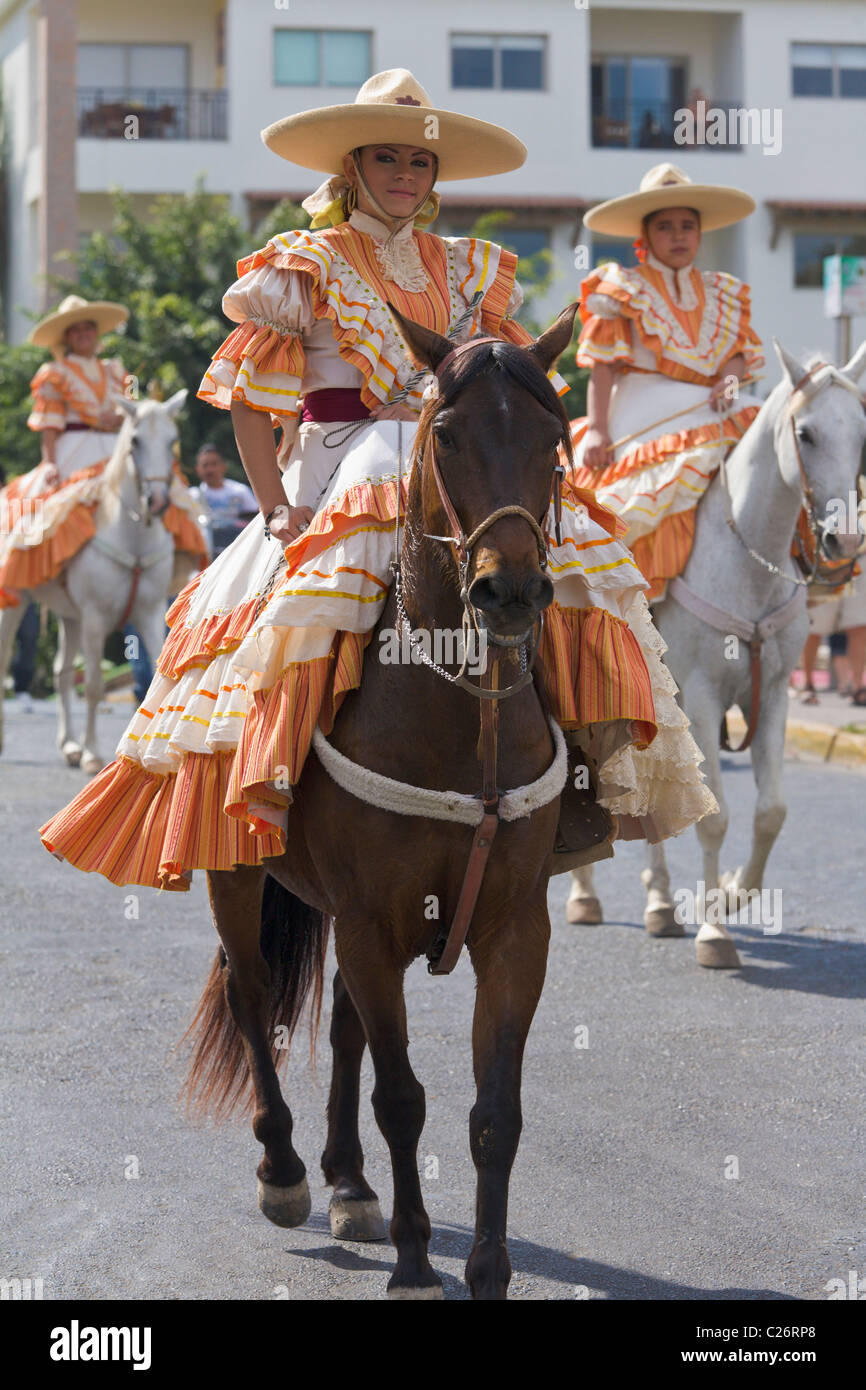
467, 574, 516, 611
520, 573, 554, 610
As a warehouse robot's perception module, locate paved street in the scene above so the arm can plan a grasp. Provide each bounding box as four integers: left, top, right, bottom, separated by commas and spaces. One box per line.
1, 699, 864, 1301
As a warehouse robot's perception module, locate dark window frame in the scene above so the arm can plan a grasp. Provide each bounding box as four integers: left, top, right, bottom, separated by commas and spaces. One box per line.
449, 32, 548, 92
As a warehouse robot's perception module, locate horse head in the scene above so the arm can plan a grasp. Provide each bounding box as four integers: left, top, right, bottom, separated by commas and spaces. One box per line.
772, 340, 866, 566
390, 303, 578, 645
113, 389, 188, 522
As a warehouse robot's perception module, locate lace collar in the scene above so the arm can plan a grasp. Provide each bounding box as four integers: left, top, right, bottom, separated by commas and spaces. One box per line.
645, 251, 700, 313
348, 210, 428, 293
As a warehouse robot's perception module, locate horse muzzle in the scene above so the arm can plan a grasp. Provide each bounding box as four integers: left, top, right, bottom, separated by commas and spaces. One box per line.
466, 569, 554, 644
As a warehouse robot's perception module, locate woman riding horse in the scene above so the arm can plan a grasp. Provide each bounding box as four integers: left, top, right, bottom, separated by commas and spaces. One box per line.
0, 296, 206, 606
571, 163, 764, 600
40, 70, 715, 889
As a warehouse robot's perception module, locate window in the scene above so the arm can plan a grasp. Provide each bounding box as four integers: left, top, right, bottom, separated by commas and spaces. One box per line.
591, 237, 636, 269
792, 43, 866, 98
591, 55, 686, 148
77, 43, 188, 90
794, 232, 866, 288
451, 34, 546, 91
274, 30, 371, 87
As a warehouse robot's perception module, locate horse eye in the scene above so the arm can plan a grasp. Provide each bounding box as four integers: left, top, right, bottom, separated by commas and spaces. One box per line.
433, 422, 454, 450
796, 425, 814, 446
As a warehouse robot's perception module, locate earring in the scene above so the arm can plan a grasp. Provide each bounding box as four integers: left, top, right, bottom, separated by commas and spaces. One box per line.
346, 184, 358, 214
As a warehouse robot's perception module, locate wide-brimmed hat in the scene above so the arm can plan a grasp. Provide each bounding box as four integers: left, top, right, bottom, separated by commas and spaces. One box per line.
262, 68, 526, 181
30, 294, 129, 350
584, 163, 755, 236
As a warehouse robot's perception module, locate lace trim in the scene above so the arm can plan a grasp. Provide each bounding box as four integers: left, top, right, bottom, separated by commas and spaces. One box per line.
645, 252, 700, 313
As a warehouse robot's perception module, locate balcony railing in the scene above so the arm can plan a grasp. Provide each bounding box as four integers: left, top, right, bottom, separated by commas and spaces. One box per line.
592, 99, 744, 152
77, 88, 228, 140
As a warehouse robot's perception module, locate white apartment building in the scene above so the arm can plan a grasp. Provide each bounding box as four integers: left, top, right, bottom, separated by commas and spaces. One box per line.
1, 0, 865, 365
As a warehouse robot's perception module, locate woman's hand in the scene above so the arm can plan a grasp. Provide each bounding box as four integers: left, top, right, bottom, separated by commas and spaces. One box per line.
40, 462, 61, 489
97, 406, 123, 431
266, 504, 314, 545
581, 427, 614, 470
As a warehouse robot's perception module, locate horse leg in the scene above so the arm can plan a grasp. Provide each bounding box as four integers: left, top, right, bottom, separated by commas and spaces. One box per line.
686, 696, 740, 969
79, 609, 107, 775
465, 900, 550, 1300
206, 866, 311, 1226
720, 683, 787, 908
566, 864, 604, 925
54, 614, 83, 766
642, 841, 685, 936
337, 942, 441, 1298
321, 968, 387, 1241
0, 603, 27, 755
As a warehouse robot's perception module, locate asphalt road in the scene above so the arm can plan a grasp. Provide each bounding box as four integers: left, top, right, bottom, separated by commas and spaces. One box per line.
1, 699, 864, 1301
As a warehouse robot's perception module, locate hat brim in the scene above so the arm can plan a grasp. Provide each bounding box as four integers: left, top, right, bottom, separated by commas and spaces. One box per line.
261, 105, 526, 181
30, 302, 129, 349
584, 185, 755, 237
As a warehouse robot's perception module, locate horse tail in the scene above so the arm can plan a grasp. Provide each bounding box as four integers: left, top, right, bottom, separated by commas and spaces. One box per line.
180, 876, 330, 1119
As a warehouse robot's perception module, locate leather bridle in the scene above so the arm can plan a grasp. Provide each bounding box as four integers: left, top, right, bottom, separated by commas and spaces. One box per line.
389, 337, 570, 974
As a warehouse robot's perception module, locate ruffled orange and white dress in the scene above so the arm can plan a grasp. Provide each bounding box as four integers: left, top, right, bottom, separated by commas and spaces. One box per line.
40, 212, 715, 890
0, 354, 206, 604
570, 253, 764, 600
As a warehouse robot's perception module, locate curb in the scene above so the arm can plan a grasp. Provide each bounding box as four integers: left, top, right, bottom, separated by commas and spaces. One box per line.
725, 712, 866, 770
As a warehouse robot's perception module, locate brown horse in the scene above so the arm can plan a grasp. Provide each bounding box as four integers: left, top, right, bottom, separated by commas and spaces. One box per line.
184, 305, 583, 1300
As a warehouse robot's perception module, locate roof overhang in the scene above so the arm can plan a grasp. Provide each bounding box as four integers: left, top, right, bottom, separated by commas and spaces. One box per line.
766, 200, 866, 249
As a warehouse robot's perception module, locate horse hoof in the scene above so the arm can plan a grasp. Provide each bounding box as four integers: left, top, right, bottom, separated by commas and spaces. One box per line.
329, 1196, 387, 1242
695, 924, 741, 970
644, 905, 685, 937
386, 1282, 444, 1300
80, 752, 104, 776
566, 895, 603, 925
257, 1177, 311, 1228
62, 743, 82, 767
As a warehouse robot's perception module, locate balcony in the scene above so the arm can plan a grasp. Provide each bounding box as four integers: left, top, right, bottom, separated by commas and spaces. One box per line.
77, 88, 227, 140
592, 99, 744, 152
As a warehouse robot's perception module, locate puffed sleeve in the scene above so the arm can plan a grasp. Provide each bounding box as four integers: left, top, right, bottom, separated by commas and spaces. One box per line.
27, 362, 66, 432
575, 264, 634, 369
198, 263, 312, 418
726, 281, 764, 377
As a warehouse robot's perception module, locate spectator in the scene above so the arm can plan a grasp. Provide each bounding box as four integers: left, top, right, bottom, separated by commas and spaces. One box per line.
799, 570, 866, 704
189, 443, 257, 557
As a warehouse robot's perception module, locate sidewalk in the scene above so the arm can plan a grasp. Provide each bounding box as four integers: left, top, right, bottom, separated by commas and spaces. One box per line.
725, 681, 866, 770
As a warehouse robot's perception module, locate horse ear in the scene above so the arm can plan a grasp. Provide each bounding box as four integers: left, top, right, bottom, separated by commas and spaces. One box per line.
163, 388, 188, 417
842, 340, 866, 384
529, 302, 580, 374
387, 302, 453, 372
117, 395, 138, 418
773, 339, 808, 389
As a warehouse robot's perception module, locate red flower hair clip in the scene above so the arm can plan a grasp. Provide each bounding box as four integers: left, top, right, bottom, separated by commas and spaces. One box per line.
632, 237, 648, 264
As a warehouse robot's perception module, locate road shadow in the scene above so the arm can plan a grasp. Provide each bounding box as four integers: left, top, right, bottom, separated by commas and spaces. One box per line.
277, 1220, 796, 1300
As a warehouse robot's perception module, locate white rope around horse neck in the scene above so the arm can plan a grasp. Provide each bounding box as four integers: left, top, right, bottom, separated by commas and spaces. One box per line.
311, 717, 568, 825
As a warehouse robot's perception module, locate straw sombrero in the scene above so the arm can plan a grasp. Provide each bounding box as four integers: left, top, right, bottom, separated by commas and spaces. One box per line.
30, 295, 129, 350
584, 163, 755, 237
262, 68, 526, 181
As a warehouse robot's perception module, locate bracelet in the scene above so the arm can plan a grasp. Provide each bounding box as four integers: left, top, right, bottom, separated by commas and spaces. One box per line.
263, 503, 289, 540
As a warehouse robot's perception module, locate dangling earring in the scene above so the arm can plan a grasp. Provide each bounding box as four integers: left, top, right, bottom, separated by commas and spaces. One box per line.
346, 184, 358, 214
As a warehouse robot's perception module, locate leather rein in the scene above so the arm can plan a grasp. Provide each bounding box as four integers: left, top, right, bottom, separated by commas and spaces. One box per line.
391, 337, 567, 974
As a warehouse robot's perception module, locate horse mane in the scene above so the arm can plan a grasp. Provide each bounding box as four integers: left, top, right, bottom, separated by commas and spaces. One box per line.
413, 339, 575, 467
97, 414, 136, 523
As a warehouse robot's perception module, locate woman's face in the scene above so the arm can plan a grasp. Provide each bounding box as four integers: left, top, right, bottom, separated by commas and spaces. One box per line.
644, 207, 701, 269
64, 320, 100, 356
343, 144, 436, 223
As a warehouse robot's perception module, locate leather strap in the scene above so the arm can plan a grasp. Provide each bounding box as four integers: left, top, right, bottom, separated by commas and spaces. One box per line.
669, 576, 806, 753
428, 658, 501, 974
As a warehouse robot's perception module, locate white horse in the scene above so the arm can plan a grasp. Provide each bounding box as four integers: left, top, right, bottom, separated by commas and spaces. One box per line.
0, 391, 193, 774
568, 340, 866, 968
